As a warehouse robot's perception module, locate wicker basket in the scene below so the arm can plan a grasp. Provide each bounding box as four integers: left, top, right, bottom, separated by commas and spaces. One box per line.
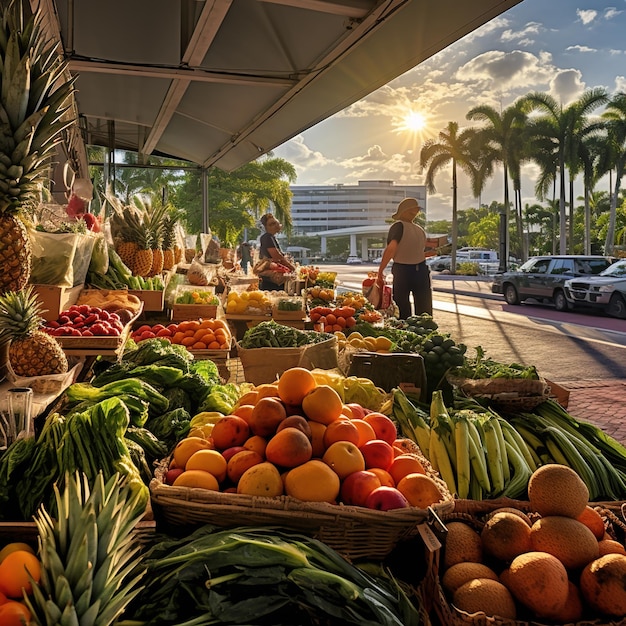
422, 498, 626, 626
447, 376, 551, 411
150, 439, 455, 561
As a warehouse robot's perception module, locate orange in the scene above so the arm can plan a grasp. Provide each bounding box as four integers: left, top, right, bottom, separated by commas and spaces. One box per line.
265, 427, 313, 468
322, 419, 360, 447
232, 404, 255, 423
192, 341, 207, 350
237, 462, 284, 496
368, 467, 396, 488
172, 469, 220, 490
210, 415, 251, 450
351, 419, 377, 447
277, 367, 317, 406
577, 506, 606, 540
388, 454, 426, 484
185, 449, 228, 481
308, 421, 327, 458
243, 435, 268, 458
227, 450, 264, 484
235, 390, 259, 407
173, 437, 214, 468
0, 551, 41, 597
0, 601, 31, 626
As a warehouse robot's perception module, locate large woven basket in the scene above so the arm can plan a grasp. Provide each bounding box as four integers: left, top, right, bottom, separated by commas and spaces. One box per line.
422, 498, 626, 626
150, 440, 455, 561
447, 376, 551, 412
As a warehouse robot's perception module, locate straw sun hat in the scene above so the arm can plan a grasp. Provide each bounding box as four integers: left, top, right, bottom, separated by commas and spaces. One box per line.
391, 197, 421, 221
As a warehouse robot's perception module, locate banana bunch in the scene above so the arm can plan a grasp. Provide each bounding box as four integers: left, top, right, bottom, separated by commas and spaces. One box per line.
0, 2, 75, 212
389, 388, 535, 500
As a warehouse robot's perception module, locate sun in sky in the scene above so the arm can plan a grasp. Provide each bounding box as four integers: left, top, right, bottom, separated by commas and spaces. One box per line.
403, 111, 427, 132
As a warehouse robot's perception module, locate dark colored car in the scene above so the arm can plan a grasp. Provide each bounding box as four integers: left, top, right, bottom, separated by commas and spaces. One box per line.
491, 255, 615, 311
564, 259, 626, 319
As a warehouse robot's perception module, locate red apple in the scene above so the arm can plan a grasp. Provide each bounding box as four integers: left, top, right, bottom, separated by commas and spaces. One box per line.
340, 470, 382, 506
221, 446, 247, 462
346, 403, 366, 420
359, 439, 395, 471
363, 412, 397, 445
165, 468, 184, 485
365, 486, 410, 511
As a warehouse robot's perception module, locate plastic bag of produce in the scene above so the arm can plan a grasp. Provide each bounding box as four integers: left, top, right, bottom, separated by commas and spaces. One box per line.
29, 231, 97, 287
362, 273, 392, 310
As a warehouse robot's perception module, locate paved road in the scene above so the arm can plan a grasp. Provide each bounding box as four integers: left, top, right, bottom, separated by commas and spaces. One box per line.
329, 264, 626, 383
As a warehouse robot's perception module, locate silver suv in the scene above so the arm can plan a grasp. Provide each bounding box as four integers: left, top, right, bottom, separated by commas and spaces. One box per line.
491, 255, 615, 311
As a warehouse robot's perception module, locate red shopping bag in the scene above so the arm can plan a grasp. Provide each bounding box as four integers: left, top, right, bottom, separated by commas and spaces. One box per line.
362, 273, 392, 310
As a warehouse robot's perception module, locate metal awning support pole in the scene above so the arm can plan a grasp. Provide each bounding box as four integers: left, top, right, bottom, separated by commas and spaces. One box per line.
202, 166, 209, 233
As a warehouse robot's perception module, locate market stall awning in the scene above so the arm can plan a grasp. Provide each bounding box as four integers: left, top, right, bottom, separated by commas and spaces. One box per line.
36, 0, 523, 174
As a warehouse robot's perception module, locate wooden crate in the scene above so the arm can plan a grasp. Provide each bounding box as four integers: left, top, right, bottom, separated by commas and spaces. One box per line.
128, 288, 165, 311
271, 307, 306, 321
30, 284, 83, 321
545, 379, 570, 408
171, 303, 218, 321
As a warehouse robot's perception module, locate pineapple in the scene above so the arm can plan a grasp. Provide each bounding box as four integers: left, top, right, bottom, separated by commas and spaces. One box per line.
0, 286, 68, 376
0, 2, 75, 293
162, 207, 186, 270
26, 472, 146, 626
111, 202, 152, 277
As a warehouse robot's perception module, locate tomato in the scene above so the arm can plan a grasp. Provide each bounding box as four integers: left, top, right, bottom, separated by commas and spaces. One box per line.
336, 306, 356, 318
156, 328, 173, 337
152, 324, 166, 333
140, 330, 156, 341
135, 324, 153, 334
167, 323, 179, 333
309, 311, 321, 322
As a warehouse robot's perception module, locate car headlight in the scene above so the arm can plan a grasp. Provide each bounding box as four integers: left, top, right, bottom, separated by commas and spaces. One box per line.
597, 284, 615, 293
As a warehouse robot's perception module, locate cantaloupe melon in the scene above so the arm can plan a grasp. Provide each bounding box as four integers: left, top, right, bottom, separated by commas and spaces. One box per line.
486, 507, 532, 526
505, 551, 569, 618
598, 539, 626, 556
443, 521, 483, 569
481, 511, 532, 562
527, 464, 588, 518
453, 578, 516, 619
530, 515, 599, 570
543, 581, 583, 623
580, 553, 626, 616
442, 562, 499, 595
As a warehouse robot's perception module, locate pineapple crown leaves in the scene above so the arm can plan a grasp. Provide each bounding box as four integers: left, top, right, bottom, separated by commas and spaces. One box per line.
0, 284, 46, 338
0, 0, 76, 215
26, 471, 147, 626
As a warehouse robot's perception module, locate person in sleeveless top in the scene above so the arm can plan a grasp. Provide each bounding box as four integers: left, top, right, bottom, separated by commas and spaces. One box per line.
258, 213, 295, 290
376, 197, 432, 319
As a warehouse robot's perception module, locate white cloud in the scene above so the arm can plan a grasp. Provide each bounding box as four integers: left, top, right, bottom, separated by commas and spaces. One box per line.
566, 45, 597, 52
454, 50, 556, 93
501, 22, 541, 42
549, 69, 586, 105
610, 49, 625, 55
604, 7, 622, 19
615, 75, 626, 92
577, 9, 598, 24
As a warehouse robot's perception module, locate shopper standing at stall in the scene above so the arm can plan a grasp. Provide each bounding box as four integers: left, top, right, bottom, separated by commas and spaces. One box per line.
376, 197, 432, 318
258, 213, 295, 291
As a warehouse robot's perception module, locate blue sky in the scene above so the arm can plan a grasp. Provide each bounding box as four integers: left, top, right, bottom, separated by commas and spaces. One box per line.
274, 0, 626, 221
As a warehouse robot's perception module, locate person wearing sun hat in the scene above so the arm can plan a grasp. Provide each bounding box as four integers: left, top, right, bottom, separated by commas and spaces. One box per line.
376, 197, 432, 319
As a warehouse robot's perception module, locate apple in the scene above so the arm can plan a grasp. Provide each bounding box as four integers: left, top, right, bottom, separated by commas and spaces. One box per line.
340, 470, 382, 506
363, 412, 397, 446
345, 402, 366, 420
365, 486, 410, 511
165, 468, 184, 485
221, 446, 247, 462
359, 439, 395, 471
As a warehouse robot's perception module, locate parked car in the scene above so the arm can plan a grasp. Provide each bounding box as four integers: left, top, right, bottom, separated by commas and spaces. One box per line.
564, 259, 626, 319
346, 256, 362, 265
426, 248, 500, 274
491, 255, 615, 311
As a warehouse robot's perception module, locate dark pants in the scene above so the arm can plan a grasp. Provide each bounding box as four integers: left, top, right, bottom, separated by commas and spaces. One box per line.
391, 261, 432, 319
260, 276, 282, 291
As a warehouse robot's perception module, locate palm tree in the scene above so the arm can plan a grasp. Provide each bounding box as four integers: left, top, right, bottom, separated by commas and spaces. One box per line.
521, 89, 608, 254
599, 92, 626, 255
466, 102, 527, 265
420, 121, 477, 273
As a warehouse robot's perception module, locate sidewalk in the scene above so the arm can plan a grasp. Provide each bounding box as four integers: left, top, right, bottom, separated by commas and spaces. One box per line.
431, 274, 626, 444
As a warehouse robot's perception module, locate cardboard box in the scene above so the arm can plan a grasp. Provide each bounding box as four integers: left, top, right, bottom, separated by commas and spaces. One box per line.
31, 284, 83, 321
545, 379, 570, 409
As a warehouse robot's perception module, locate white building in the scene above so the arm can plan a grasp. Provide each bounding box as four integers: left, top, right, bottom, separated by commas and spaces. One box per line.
289, 180, 427, 260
